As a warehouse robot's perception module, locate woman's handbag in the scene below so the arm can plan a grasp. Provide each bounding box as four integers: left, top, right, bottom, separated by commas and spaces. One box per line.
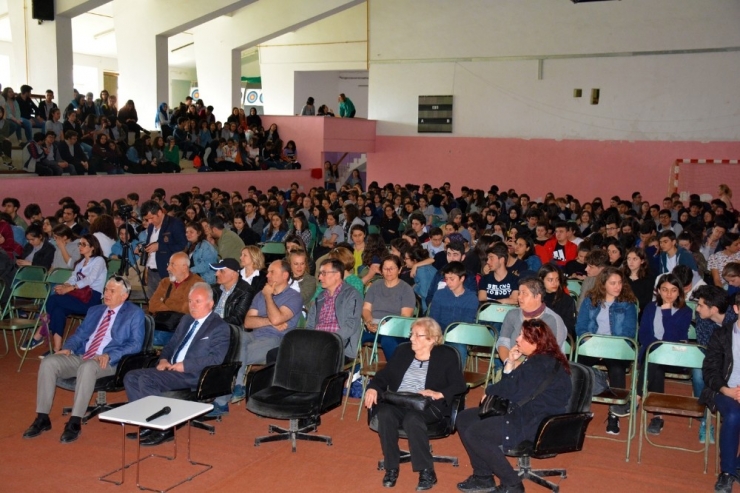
479, 360, 561, 419
382, 391, 432, 412
67, 286, 92, 303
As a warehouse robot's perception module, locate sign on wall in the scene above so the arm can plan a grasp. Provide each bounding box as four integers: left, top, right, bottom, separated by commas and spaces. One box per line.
418, 95, 453, 133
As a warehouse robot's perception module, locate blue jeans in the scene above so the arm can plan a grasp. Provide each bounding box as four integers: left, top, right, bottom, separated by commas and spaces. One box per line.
714, 393, 740, 474
18, 118, 33, 142
691, 368, 704, 398
45, 291, 102, 337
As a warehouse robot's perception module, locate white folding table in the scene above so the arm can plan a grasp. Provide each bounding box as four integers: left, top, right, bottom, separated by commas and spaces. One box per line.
98, 395, 213, 492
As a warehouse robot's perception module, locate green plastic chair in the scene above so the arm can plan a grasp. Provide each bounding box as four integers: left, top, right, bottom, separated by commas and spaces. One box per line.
107, 258, 122, 279
567, 280, 582, 297
0, 280, 51, 371
45, 268, 73, 285
12, 265, 47, 286
476, 302, 517, 326
356, 316, 415, 420
368, 225, 380, 236
307, 222, 318, 253
443, 323, 497, 388
575, 334, 639, 461
637, 341, 708, 472
562, 333, 574, 361
261, 242, 286, 256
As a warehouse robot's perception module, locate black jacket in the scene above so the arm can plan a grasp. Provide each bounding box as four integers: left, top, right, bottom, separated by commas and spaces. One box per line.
21, 241, 55, 270
544, 292, 576, 339
368, 342, 466, 412
485, 354, 572, 449
211, 278, 255, 326
700, 322, 735, 412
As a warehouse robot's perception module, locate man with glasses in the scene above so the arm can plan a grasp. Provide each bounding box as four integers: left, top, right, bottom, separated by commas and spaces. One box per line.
306, 258, 363, 363
23, 277, 145, 443
604, 217, 621, 239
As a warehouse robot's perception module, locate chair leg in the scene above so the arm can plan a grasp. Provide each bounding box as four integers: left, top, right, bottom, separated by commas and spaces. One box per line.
190, 419, 216, 435
253, 419, 332, 453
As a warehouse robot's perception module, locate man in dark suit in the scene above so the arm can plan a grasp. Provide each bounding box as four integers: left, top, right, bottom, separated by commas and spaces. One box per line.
23, 277, 145, 443
140, 200, 187, 298
124, 282, 230, 446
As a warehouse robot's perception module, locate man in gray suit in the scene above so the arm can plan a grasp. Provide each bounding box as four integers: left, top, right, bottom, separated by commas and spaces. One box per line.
124, 282, 230, 446
23, 276, 145, 443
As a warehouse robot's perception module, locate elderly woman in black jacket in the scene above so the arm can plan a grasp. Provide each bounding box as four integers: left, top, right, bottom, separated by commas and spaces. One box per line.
456, 319, 572, 493
365, 317, 466, 491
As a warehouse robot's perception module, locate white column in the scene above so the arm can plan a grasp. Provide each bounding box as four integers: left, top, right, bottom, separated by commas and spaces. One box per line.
192, 0, 364, 118
7, 0, 74, 101
112, 0, 257, 128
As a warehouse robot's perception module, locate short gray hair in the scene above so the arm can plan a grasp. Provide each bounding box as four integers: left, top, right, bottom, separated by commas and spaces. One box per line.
190, 282, 213, 301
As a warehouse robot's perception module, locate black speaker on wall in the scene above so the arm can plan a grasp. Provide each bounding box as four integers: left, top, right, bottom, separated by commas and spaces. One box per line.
32, 0, 55, 21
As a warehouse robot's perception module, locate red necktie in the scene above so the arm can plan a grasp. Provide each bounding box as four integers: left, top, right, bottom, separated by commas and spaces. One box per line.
83, 309, 114, 360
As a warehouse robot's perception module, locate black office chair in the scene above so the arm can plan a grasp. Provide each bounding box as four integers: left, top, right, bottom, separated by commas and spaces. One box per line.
58, 315, 156, 424
161, 323, 242, 434
246, 330, 348, 452
504, 362, 594, 493
367, 343, 468, 469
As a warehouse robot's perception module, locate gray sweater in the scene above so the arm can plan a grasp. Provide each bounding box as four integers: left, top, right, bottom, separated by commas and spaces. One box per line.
306, 281, 363, 359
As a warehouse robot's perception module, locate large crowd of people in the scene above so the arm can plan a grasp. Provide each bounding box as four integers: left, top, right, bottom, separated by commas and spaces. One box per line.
6, 175, 740, 492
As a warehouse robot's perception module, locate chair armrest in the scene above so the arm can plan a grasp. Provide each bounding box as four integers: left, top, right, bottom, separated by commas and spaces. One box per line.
113, 352, 158, 387
194, 361, 241, 401
319, 371, 349, 414
247, 364, 275, 398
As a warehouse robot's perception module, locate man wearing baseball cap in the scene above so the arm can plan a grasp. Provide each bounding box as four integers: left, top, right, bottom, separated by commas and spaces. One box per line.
210, 258, 255, 327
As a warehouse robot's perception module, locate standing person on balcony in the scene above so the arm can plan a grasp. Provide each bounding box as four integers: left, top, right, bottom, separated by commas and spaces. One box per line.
338, 93, 356, 118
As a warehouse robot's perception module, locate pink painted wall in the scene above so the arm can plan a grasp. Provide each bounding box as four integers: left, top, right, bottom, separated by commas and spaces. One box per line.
368, 136, 740, 204
261, 116, 376, 171
0, 170, 322, 216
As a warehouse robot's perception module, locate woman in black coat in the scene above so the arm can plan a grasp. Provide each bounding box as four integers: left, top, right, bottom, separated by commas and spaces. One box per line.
456, 319, 572, 493
17, 224, 54, 270
365, 317, 466, 490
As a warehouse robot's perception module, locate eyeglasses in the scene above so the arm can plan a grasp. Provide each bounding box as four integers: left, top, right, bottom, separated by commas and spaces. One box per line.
317, 270, 339, 276
409, 332, 428, 339
79, 242, 89, 247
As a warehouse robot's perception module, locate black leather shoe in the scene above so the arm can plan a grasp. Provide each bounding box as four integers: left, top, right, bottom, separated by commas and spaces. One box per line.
492, 482, 525, 493
382, 468, 399, 488
457, 474, 496, 492
140, 429, 174, 447
60, 422, 82, 443
126, 428, 153, 440
715, 472, 735, 493
23, 416, 51, 439
417, 468, 437, 491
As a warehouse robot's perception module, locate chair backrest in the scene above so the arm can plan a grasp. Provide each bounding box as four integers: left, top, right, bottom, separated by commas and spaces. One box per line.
574, 334, 637, 363
273, 330, 343, 393
377, 316, 415, 338
142, 315, 155, 353
261, 242, 286, 256
566, 362, 594, 413
13, 265, 47, 284
46, 268, 73, 285
644, 340, 705, 370
11, 280, 51, 303
566, 279, 582, 297
107, 259, 122, 278
226, 324, 242, 364
443, 323, 497, 348
368, 225, 380, 235
477, 303, 517, 325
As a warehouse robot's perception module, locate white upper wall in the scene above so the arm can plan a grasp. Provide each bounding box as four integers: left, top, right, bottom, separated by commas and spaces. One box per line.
371, 0, 740, 60
368, 0, 740, 141
260, 3, 368, 115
